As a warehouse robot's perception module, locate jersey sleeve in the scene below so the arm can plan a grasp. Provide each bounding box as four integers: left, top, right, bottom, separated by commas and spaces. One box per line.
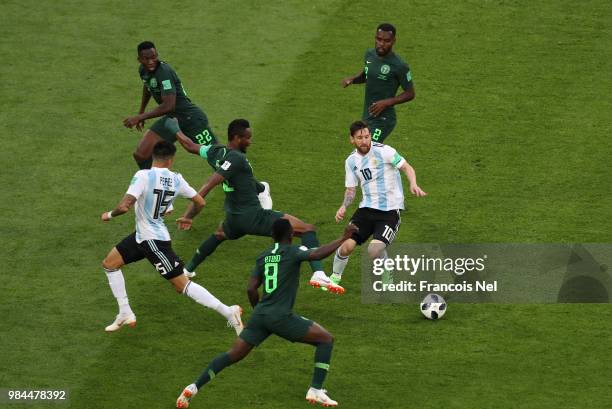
295, 245, 315, 262
216, 151, 244, 179
382, 146, 406, 169
126, 171, 147, 199
156, 64, 178, 96
397, 62, 413, 91
199, 145, 212, 159
345, 158, 359, 188
176, 173, 198, 199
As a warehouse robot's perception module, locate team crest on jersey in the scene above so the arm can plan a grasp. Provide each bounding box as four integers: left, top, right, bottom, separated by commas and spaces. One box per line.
149, 78, 157, 88
380, 64, 390, 75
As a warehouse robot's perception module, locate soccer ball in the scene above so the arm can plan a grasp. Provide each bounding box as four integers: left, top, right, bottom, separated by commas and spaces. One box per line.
420, 293, 447, 320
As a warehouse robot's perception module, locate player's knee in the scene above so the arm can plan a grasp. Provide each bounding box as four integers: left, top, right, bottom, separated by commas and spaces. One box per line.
322, 332, 334, 345
303, 223, 316, 233
228, 347, 248, 363
340, 241, 355, 257
367, 241, 386, 259
102, 256, 118, 270
173, 282, 186, 293
101, 258, 112, 270
133, 151, 147, 163
214, 230, 226, 241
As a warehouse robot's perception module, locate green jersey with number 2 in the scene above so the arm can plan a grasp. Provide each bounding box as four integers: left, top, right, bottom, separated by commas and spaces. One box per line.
362, 48, 413, 121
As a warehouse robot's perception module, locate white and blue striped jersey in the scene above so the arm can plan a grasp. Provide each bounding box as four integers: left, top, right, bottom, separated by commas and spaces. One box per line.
345, 143, 406, 211
126, 167, 197, 243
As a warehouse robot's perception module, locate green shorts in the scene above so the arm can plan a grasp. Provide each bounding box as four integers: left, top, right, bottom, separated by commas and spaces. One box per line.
366, 116, 396, 143
149, 112, 217, 145
222, 208, 284, 240
240, 312, 313, 346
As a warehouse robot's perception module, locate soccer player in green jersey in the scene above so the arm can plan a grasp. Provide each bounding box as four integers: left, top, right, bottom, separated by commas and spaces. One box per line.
123, 41, 217, 169
342, 23, 415, 142
176, 219, 358, 408
165, 118, 343, 293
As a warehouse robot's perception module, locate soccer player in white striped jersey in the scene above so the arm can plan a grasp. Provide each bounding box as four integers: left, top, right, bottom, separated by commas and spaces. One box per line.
329, 120, 426, 287
100, 141, 243, 334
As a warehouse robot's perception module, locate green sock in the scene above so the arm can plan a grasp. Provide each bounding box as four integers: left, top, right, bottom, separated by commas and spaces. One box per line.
186, 235, 223, 271
301, 231, 324, 272
195, 352, 232, 389
311, 342, 333, 389
136, 158, 152, 169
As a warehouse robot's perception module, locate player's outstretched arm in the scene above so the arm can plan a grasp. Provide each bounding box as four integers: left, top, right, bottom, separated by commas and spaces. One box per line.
308, 223, 359, 261
164, 117, 201, 155
176, 173, 225, 229
400, 162, 427, 197
342, 71, 366, 87
176, 194, 206, 230
335, 187, 356, 222
247, 275, 262, 308
101, 194, 137, 221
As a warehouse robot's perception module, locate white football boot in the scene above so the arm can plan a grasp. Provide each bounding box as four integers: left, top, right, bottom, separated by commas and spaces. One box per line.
226, 305, 244, 335
176, 383, 198, 408
104, 313, 136, 332
258, 181, 273, 209
309, 271, 345, 294
183, 267, 196, 278
306, 387, 338, 407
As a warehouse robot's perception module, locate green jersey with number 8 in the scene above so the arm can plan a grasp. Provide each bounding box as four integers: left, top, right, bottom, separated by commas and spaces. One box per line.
251, 242, 314, 314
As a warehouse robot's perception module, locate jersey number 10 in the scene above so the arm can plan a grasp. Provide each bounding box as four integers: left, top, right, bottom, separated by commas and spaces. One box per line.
360, 168, 373, 181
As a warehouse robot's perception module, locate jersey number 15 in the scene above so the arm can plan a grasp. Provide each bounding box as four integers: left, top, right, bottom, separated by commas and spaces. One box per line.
153, 189, 175, 219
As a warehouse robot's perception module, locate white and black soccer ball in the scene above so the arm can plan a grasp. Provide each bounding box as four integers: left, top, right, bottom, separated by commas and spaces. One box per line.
420, 293, 447, 320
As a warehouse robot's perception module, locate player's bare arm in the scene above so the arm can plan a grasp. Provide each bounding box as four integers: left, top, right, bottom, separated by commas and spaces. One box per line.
400, 161, 427, 197
163, 117, 202, 155
176, 194, 206, 230
335, 187, 356, 222
246, 275, 262, 308
101, 194, 137, 221
177, 173, 225, 229
342, 71, 366, 87
124, 93, 177, 129
368, 86, 415, 117
176, 129, 202, 155
135, 85, 152, 131
308, 223, 358, 260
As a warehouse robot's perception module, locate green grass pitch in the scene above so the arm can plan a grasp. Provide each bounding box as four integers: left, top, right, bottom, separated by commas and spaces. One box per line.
1, 0, 611, 408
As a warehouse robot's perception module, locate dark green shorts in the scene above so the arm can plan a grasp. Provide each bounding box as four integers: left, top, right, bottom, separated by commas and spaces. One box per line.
222, 209, 284, 240
240, 312, 313, 346
149, 113, 217, 145
366, 116, 396, 143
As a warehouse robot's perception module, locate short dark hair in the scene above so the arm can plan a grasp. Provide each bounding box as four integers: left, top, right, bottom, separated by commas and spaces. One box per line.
377, 23, 396, 36
152, 140, 176, 160
137, 41, 156, 54
349, 120, 369, 136
272, 218, 292, 242
227, 119, 250, 141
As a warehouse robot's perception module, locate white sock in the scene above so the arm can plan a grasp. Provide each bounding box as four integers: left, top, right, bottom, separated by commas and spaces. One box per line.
104, 268, 133, 316
332, 248, 349, 277
183, 281, 232, 319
